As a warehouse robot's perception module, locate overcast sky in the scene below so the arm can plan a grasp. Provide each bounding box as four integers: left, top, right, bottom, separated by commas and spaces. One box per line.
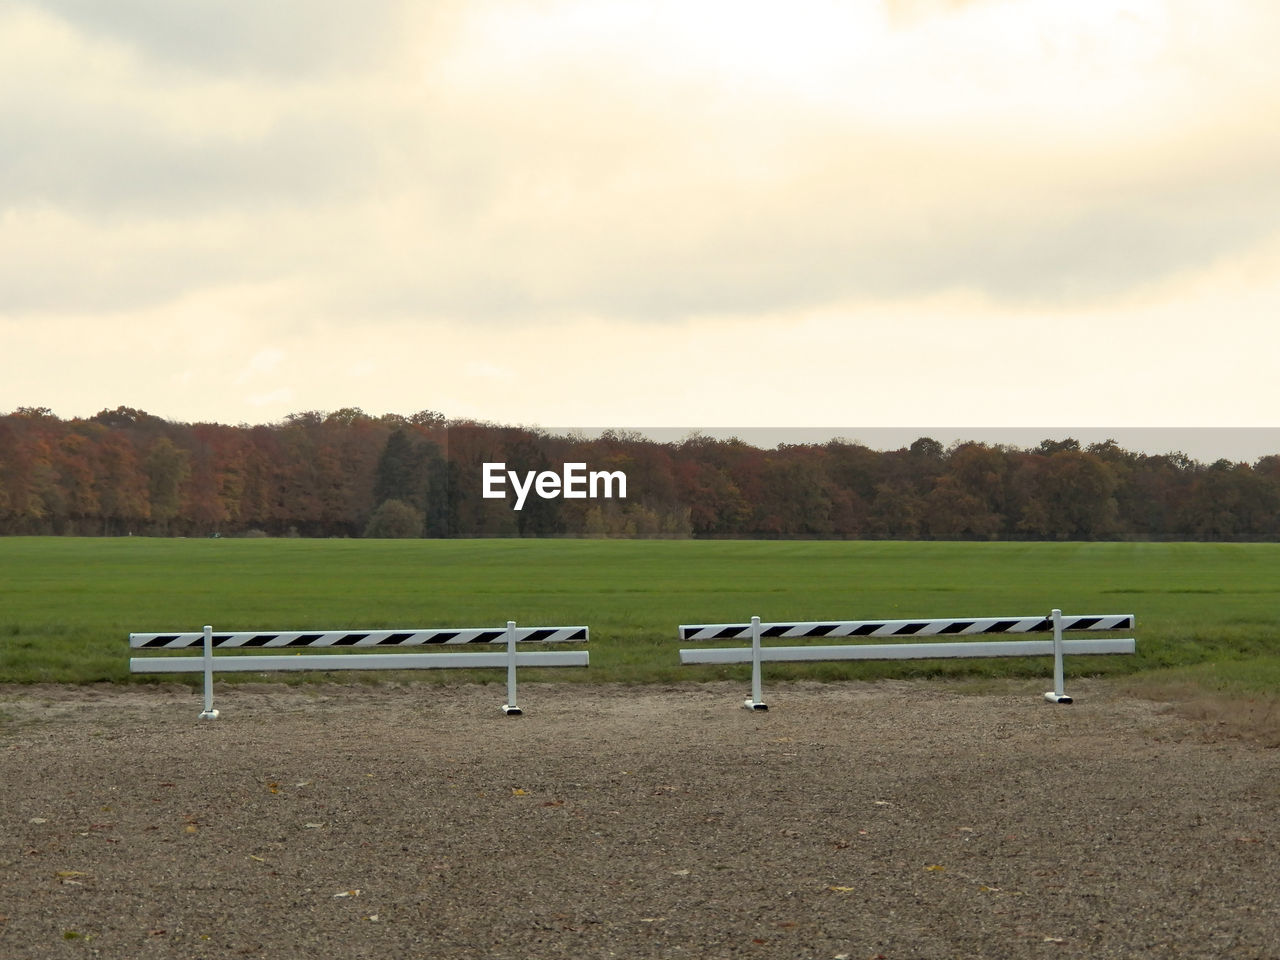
2, 0, 1278, 456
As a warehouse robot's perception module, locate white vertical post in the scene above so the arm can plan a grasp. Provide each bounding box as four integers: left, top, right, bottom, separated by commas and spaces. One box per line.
198, 625, 220, 719
744, 615, 768, 711
502, 620, 523, 715
1043, 608, 1073, 704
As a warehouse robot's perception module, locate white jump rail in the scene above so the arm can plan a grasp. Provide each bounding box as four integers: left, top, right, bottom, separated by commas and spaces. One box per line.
679, 609, 1135, 710
129, 621, 588, 718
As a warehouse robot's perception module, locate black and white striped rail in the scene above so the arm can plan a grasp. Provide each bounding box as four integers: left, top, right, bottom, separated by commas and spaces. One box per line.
679, 614, 1133, 642
678, 610, 1135, 709
131, 626, 589, 649
130, 622, 589, 718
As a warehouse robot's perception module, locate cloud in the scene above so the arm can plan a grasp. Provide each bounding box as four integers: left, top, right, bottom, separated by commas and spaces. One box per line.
237, 348, 286, 384
25, 0, 422, 77
401, 0, 1280, 314
5, 232, 1280, 429
2, 0, 1278, 333
0, 6, 393, 220
247, 388, 294, 409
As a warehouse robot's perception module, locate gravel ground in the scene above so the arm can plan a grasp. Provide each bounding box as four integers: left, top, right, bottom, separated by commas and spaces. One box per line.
1, 679, 1277, 960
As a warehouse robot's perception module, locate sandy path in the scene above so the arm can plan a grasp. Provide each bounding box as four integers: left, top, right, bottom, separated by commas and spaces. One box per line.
2, 679, 1277, 959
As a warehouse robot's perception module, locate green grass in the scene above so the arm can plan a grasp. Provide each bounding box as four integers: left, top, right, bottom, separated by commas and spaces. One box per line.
1, 538, 1278, 695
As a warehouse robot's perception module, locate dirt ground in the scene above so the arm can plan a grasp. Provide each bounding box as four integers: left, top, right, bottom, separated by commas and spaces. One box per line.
1, 678, 1277, 960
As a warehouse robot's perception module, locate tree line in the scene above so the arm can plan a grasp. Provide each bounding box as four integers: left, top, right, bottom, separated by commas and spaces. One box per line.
2, 406, 1278, 540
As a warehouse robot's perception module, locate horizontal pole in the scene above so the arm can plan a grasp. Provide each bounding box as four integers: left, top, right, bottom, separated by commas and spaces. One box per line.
130, 651, 590, 674
679, 638, 1136, 665
679, 614, 1134, 642
130, 626, 589, 649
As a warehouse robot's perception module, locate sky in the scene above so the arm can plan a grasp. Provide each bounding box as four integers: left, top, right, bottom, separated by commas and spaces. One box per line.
2, 0, 1279, 459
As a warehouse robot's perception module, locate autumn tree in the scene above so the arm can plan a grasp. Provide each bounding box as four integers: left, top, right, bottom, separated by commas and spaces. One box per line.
94, 431, 150, 534
921, 476, 1000, 540
1013, 447, 1119, 540
6, 409, 1280, 541
55, 431, 101, 531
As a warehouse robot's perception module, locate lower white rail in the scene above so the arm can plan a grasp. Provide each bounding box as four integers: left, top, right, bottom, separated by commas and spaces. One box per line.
679, 638, 1135, 664
131, 651, 589, 673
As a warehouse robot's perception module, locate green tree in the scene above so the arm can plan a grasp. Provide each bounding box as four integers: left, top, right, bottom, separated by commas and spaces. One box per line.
422, 444, 454, 537
145, 437, 190, 531
373, 429, 422, 509
363, 498, 424, 538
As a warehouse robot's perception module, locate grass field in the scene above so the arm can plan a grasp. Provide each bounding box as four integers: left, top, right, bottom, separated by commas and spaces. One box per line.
2, 537, 1278, 696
